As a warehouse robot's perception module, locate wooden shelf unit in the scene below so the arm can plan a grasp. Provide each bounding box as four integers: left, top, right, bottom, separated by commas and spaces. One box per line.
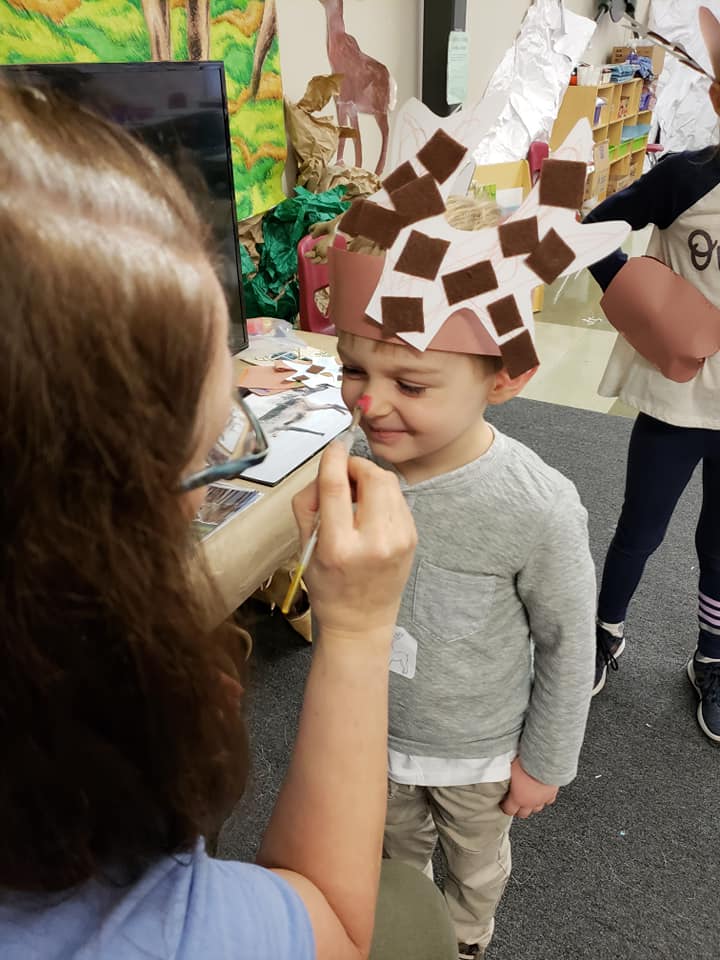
550, 77, 652, 203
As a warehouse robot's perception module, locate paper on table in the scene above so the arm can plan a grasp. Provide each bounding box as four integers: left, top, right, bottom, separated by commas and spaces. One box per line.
239, 336, 332, 367
240, 350, 344, 391
241, 384, 351, 486
237, 366, 299, 394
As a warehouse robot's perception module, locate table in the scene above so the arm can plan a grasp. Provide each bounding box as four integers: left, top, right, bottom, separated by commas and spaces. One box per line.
202, 331, 338, 625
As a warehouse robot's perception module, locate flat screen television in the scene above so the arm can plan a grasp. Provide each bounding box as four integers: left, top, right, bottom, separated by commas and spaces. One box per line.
0, 61, 248, 353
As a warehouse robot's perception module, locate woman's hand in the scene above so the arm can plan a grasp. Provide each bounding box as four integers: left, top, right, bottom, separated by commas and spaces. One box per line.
293, 442, 417, 643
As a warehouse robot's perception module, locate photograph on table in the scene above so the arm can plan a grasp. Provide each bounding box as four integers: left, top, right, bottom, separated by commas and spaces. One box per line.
192, 483, 262, 540
241, 383, 351, 485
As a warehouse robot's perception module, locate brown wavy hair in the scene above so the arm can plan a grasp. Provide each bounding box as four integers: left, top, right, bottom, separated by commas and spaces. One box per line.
0, 83, 248, 892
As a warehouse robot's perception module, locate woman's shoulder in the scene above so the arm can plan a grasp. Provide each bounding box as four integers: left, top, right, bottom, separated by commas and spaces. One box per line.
0, 845, 314, 960
180, 851, 315, 956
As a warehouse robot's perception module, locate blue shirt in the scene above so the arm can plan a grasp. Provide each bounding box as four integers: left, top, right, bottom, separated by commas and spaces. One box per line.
0, 844, 315, 959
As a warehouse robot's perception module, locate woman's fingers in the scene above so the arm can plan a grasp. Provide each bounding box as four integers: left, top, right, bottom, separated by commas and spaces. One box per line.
292, 442, 353, 547
292, 449, 416, 640
314, 441, 355, 541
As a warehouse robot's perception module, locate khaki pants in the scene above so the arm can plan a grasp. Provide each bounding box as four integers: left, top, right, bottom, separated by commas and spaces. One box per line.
384, 779, 512, 952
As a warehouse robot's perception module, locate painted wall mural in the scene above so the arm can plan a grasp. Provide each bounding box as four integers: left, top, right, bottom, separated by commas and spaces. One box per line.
0, 0, 287, 220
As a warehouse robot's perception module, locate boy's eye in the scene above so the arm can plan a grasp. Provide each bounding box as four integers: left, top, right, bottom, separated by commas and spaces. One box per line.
397, 381, 426, 396
341, 365, 365, 379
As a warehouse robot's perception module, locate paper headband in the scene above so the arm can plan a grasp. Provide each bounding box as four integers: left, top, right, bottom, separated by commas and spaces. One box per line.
330, 108, 629, 377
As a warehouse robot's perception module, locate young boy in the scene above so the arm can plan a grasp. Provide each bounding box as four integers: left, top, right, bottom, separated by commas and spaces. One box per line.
326, 114, 629, 958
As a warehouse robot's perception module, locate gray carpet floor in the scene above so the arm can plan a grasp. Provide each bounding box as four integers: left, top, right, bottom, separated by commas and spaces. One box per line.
219, 397, 718, 960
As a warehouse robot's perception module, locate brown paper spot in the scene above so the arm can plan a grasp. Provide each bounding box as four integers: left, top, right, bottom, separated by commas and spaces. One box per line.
338, 198, 366, 236
389, 174, 445, 225
394, 230, 450, 280
381, 297, 426, 336
442, 260, 498, 305
307, 364, 325, 374
538, 159, 587, 209
500, 329, 539, 379
383, 160, 418, 194
488, 295, 524, 336
353, 200, 406, 248
498, 217, 540, 257
417, 129, 467, 183
293, 374, 310, 382
525, 229, 575, 284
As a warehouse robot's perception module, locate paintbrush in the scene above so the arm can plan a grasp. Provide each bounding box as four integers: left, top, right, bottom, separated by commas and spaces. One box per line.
281, 395, 371, 615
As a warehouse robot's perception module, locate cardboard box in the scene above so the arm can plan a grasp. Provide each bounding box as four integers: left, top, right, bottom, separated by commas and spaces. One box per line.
593, 139, 610, 171
608, 173, 633, 195
593, 168, 610, 197
629, 156, 643, 180
585, 167, 610, 203
611, 44, 666, 77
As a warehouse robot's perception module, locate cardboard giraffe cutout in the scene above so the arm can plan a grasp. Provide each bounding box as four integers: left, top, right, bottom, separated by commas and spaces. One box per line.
318, 0, 397, 174
330, 100, 630, 378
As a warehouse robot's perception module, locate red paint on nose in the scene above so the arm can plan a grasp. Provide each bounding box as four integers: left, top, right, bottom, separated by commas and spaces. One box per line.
357, 394, 371, 414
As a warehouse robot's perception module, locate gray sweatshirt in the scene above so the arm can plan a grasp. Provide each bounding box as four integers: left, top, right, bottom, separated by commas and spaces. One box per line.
356, 428, 595, 787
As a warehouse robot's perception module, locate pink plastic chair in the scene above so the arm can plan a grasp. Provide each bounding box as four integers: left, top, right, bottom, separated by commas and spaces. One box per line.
297, 233, 346, 336
527, 141, 550, 185
646, 142, 665, 168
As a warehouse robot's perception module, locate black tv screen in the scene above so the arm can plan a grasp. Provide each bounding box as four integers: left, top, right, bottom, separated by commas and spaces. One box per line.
0, 61, 248, 353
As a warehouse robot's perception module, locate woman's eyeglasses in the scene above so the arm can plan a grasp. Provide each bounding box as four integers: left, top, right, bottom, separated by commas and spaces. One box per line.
178, 389, 269, 493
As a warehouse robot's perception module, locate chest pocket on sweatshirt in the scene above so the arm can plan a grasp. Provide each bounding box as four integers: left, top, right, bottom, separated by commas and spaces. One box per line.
411, 560, 497, 643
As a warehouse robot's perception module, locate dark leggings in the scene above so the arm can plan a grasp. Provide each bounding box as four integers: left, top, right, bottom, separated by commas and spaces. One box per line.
598, 413, 720, 658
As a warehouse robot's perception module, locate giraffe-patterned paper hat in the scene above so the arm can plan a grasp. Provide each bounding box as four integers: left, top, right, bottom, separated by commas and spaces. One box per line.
329, 104, 630, 378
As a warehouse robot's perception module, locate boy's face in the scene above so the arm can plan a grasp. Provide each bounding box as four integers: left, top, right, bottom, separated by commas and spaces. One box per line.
338, 331, 497, 482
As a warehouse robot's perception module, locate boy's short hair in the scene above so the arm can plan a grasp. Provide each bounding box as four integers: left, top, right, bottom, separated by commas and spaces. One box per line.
476, 354, 505, 375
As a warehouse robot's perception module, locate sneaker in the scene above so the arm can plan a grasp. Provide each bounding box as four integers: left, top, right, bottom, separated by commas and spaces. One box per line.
592, 624, 625, 696
686, 653, 720, 743
458, 944, 484, 959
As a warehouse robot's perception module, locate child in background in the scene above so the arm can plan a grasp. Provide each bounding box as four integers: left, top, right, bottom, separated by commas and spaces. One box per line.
584, 6, 720, 744
325, 116, 628, 957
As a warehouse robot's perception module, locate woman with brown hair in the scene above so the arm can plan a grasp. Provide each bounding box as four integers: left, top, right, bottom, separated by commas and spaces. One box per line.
0, 84, 456, 959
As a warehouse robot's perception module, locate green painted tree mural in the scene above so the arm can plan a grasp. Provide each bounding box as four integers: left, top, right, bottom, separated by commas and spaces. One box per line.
0, 0, 287, 220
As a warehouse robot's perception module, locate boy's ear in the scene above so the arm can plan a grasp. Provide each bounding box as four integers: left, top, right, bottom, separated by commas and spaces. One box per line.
486, 365, 538, 405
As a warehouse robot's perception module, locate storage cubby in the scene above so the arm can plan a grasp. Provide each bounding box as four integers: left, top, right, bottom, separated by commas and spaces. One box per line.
551, 76, 654, 204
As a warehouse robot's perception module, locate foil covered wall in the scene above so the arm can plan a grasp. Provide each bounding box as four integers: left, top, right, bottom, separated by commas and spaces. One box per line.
474, 0, 596, 165
650, 0, 720, 151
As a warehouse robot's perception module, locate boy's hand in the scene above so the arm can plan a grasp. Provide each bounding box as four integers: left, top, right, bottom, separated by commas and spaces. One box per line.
501, 758, 558, 819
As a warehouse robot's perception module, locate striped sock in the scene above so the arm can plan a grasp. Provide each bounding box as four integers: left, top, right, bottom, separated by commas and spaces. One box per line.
698, 591, 720, 659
